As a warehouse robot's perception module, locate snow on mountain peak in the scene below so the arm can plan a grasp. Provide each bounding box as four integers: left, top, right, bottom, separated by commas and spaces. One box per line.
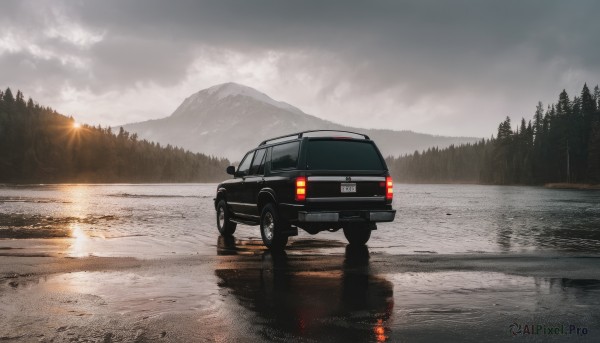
204, 82, 303, 114
206, 82, 263, 99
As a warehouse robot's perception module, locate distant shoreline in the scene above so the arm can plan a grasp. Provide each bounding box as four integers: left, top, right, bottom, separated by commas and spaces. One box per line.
396, 181, 600, 189
544, 183, 600, 190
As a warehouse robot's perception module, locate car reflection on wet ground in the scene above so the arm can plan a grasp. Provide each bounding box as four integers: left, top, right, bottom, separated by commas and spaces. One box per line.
216, 239, 394, 342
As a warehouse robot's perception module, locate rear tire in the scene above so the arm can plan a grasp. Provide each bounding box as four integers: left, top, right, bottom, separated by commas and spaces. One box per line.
260, 203, 289, 250
216, 199, 237, 236
343, 224, 372, 245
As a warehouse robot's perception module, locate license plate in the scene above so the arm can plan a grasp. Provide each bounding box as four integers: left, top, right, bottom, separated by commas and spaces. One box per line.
340, 183, 356, 193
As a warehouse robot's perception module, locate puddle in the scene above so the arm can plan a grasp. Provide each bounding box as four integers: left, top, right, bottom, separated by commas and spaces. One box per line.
0, 213, 119, 239
107, 193, 206, 199
216, 235, 348, 256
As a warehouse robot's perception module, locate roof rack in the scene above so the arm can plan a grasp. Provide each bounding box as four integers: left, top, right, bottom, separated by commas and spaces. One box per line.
259, 130, 370, 146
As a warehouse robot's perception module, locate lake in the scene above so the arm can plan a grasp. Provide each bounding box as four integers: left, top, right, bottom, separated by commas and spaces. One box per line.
1, 183, 599, 257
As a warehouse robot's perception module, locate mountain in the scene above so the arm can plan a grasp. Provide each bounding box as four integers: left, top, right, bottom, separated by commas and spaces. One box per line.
119, 82, 479, 161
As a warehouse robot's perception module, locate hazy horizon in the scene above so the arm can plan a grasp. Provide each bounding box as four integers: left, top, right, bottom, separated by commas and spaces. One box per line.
2, 0, 600, 137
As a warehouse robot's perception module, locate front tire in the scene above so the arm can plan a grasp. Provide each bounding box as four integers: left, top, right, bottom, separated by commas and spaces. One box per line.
343, 224, 372, 245
260, 203, 289, 250
216, 199, 237, 236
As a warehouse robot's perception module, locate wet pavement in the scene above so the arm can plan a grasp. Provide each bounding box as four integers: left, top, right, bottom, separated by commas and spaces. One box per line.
1, 238, 599, 342
1, 184, 599, 342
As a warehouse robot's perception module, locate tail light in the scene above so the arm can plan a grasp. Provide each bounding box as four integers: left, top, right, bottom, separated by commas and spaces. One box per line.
386, 176, 393, 200
295, 177, 306, 201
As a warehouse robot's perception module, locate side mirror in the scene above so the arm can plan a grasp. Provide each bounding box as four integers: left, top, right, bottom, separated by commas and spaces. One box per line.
226, 166, 236, 175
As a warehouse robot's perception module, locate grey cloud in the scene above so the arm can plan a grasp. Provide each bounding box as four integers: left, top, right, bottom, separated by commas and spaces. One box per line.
88, 37, 197, 91
0, 51, 88, 93
1, 0, 599, 135
7, 1, 600, 90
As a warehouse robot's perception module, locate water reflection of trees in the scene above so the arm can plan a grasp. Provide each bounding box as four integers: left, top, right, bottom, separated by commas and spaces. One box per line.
215, 238, 394, 342
546, 278, 600, 293
493, 189, 600, 253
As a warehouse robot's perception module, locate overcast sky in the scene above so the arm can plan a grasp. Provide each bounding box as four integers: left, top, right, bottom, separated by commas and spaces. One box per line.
2, 0, 599, 137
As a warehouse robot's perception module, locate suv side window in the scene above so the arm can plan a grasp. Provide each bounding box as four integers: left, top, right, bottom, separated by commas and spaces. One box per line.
271, 141, 300, 170
236, 151, 254, 177
249, 148, 266, 175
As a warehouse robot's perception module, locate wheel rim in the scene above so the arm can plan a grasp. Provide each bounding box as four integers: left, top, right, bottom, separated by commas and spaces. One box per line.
263, 212, 274, 241
218, 206, 225, 228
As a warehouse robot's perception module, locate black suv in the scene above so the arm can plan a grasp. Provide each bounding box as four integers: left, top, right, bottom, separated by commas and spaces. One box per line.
214, 130, 396, 250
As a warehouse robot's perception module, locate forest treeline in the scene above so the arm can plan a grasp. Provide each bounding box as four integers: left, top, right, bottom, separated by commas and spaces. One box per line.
0, 88, 230, 183
386, 84, 600, 185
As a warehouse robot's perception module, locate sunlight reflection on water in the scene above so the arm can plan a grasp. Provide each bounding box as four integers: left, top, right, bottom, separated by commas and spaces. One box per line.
64, 184, 92, 219
69, 224, 90, 257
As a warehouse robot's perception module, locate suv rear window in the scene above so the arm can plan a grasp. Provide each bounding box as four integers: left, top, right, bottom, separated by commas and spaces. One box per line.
271, 141, 300, 170
307, 140, 384, 170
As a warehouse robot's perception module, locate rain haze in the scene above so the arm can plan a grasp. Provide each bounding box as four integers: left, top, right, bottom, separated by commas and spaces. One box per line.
2, 0, 600, 137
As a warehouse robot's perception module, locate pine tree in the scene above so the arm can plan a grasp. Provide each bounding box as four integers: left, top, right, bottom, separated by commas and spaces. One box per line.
533, 101, 544, 138
556, 90, 571, 117
3, 88, 14, 103
492, 117, 513, 183
581, 84, 595, 115
15, 91, 25, 106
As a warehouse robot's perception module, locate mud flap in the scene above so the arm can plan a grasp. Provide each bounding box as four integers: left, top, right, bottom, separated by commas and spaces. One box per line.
280, 226, 299, 237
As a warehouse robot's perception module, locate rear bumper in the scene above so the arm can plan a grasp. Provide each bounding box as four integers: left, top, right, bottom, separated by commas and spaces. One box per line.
297, 210, 396, 223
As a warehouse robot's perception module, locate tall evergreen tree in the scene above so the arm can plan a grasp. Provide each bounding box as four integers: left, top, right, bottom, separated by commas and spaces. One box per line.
593, 85, 600, 109
556, 90, 571, 117
533, 101, 544, 137
3, 88, 14, 103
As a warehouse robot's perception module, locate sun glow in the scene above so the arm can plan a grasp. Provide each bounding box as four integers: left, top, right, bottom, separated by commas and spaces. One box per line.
73, 122, 81, 129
